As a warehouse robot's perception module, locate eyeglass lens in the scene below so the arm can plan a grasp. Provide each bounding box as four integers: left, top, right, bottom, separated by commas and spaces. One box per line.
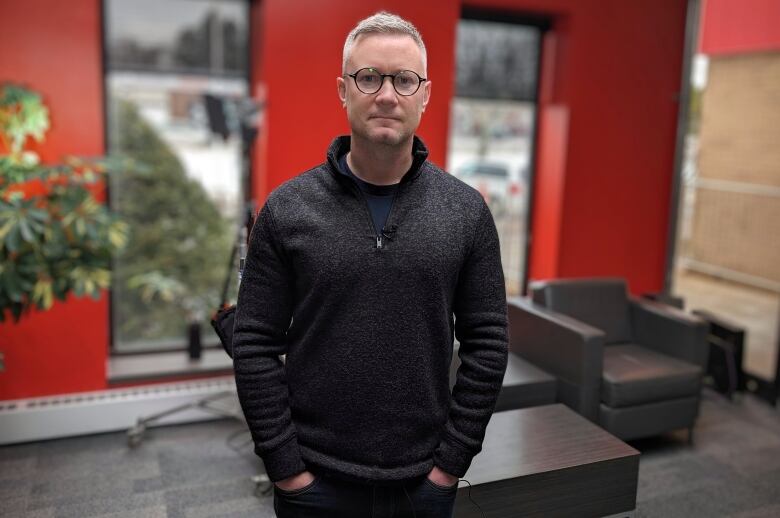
354, 68, 420, 95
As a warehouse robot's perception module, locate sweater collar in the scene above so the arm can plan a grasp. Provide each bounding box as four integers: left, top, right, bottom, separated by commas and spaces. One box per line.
325, 135, 429, 185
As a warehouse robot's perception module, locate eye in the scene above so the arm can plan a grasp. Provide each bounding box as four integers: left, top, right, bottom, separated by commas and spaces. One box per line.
396, 75, 414, 87
357, 72, 379, 84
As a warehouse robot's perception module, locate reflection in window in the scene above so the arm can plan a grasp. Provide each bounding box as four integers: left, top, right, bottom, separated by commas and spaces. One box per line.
105, 0, 248, 353
448, 20, 540, 296
106, 0, 247, 75
455, 20, 538, 100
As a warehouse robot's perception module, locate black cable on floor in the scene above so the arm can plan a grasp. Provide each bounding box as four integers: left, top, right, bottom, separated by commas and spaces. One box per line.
458, 478, 486, 518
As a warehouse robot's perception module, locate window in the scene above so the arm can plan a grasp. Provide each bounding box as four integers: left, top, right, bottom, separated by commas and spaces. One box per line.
447, 16, 542, 296
670, 51, 780, 395
104, 0, 249, 353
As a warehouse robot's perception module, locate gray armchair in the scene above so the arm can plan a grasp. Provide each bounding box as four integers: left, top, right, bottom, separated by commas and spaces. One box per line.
508, 278, 709, 442
450, 345, 557, 412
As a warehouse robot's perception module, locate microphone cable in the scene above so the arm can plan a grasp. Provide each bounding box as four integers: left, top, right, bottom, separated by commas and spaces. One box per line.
458, 478, 486, 518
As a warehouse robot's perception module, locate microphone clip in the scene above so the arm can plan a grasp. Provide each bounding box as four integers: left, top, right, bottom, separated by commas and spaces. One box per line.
381, 224, 398, 241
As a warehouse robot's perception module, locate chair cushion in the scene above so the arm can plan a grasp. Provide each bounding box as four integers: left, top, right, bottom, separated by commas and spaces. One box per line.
601, 344, 702, 408
495, 353, 557, 411
450, 350, 556, 411
530, 278, 632, 344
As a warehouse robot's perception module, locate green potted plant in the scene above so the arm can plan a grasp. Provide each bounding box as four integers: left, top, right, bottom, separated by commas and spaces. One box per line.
0, 82, 129, 322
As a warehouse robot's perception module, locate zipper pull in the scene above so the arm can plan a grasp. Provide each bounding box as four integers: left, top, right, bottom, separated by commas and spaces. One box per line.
376, 235, 383, 249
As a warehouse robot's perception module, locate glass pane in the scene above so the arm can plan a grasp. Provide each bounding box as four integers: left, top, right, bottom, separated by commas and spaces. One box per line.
448, 21, 540, 296
107, 73, 246, 353
672, 52, 780, 384
106, 0, 248, 75
455, 19, 539, 101
105, 0, 248, 353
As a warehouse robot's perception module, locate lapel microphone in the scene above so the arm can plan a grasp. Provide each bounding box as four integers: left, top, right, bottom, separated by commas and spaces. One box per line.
381, 224, 398, 241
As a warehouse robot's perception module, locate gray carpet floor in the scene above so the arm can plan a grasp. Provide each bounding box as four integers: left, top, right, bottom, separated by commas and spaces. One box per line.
1, 389, 779, 517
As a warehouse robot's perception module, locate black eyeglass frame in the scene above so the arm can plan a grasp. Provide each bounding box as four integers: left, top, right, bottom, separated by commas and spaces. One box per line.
346, 67, 428, 96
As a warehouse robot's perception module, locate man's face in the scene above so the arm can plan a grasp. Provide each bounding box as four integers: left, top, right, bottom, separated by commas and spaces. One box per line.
337, 33, 431, 147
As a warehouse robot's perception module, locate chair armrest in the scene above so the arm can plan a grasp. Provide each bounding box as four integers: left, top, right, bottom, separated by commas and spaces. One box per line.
507, 297, 604, 422
629, 298, 709, 368
641, 291, 685, 309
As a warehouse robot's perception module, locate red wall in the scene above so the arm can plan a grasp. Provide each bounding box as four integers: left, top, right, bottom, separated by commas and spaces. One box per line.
255, 0, 688, 295
700, 0, 780, 56
0, 0, 108, 399
2, 0, 688, 400
532, 0, 685, 295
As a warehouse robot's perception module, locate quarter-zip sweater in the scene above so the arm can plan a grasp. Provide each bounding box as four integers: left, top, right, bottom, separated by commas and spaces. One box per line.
233, 135, 509, 486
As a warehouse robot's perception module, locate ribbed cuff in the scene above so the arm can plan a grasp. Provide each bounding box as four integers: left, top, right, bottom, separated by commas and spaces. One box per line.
258, 437, 307, 482
432, 434, 476, 478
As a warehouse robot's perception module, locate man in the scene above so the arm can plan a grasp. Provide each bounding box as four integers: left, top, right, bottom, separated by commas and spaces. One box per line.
233, 11, 508, 517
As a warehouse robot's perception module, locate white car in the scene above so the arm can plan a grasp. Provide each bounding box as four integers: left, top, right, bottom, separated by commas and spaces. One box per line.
455, 160, 525, 216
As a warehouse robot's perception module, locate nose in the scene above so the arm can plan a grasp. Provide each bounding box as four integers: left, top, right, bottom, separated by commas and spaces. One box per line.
375, 76, 398, 104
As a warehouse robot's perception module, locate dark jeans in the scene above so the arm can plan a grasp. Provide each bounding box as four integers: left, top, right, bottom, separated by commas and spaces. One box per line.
273, 469, 457, 518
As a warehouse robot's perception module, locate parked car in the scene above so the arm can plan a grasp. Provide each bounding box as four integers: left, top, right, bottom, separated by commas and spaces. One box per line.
455, 160, 525, 216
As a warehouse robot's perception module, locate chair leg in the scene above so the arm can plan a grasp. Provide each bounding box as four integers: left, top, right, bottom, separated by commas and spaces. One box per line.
687, 426, 694, 446
726, 345, 739, 400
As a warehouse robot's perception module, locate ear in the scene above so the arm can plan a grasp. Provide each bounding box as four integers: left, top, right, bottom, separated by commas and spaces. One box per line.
337, 76, 347, 107
421, 80, 431, 112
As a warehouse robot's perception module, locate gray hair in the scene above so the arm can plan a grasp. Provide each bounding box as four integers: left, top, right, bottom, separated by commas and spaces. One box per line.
342, 11, 427, 74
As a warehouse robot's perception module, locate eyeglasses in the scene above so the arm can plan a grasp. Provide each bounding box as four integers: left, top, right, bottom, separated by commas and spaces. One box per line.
346, 67, 427, 96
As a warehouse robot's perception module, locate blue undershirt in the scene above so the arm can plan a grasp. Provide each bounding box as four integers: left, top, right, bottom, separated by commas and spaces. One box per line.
338, 153, 399, 236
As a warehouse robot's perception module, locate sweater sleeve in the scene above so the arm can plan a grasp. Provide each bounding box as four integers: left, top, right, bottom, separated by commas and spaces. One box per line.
433, 200, 509, 478
232, 201, 307, 482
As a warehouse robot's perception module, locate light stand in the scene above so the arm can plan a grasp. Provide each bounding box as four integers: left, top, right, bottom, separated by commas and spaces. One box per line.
127, 92, 272, 495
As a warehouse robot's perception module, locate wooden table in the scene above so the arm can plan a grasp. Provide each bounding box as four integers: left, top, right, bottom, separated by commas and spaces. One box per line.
454, 404, 639, 518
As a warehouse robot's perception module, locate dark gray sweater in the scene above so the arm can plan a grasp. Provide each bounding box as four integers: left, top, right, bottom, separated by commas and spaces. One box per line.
233, 136, 508, 485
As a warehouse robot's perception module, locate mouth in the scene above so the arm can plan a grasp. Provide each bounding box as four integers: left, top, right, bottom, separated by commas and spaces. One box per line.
370, 115, 401, 121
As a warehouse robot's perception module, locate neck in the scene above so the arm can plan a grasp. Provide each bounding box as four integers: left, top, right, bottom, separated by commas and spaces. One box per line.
347, 134, 414, 185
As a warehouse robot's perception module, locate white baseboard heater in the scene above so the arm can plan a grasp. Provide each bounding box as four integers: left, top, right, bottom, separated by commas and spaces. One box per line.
0, 376, 241, 446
